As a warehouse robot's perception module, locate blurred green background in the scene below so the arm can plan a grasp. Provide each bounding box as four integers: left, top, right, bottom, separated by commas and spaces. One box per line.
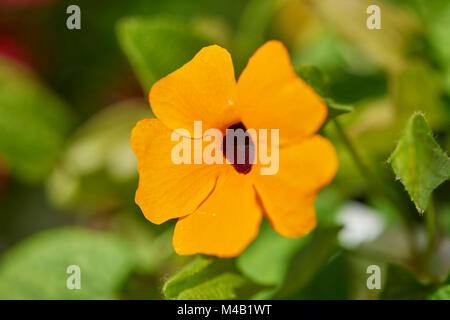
0, 0, 449, 299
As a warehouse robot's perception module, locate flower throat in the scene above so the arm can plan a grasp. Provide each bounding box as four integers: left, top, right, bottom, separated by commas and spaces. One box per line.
222, 122, 254, 174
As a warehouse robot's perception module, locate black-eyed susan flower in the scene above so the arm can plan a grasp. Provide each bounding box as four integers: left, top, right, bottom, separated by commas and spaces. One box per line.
131, 40, 338, 257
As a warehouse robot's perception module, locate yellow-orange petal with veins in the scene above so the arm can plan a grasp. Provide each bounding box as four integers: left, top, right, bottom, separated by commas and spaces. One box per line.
173, 167, 262, 257
150, 45, 238, 138
131, 118, 223, 224
236, 40, 327, 145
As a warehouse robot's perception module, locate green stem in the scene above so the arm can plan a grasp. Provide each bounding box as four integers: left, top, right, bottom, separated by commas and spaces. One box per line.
332, 118, 417, 253
333, 119, 375, 190
333, 119, 399, 209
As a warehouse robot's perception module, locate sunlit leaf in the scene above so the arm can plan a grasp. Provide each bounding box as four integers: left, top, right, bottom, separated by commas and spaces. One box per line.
163, 256, 267, 300
388, 113, 450, 213
428, 285, 450, 300
0, 57, 74, 183
0, 227, 132, 299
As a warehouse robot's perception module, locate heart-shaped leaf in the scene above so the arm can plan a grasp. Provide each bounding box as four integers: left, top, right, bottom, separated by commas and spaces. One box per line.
388, 113, 450, 213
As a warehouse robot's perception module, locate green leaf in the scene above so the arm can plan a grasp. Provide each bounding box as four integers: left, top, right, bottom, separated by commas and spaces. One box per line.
295, 65, 353, 120
234, 0, 279, 71
273, 226, 341, 298
237, 220, 308, 286
110, 211, 176, 274
237, 195, 343, 298
0, 57, 74, 183
117, 16, 210, 92
388, 113, 450, 212
163, 256, 267, 300
314, 186, 344, 226
46, 99, 152, 210
0, 227, 132, 299
325, 99, 354, 119
428, 285, 450, 300
381, 264, 434, 300
295, 65, 329, 97
293, 252, 352, 299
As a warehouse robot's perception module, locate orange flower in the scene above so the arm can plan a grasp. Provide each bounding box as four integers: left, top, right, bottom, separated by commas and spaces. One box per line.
131, 41, 338, 257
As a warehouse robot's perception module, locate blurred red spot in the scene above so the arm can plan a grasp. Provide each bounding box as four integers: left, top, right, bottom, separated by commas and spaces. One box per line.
0, 35, 32, 67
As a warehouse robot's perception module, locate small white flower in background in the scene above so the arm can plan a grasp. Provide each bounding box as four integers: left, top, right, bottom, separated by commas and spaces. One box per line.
337, 201, 385, 249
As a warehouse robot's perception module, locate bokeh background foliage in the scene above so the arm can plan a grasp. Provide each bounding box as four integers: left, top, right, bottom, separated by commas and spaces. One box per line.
0, 0, 449, 299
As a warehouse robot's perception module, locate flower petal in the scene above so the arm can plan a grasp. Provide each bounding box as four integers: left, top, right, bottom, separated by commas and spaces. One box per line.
236, 40, 327, 144
253, 135, 338, 237
173, 168, 262, 257
131, 118, 222, 224
149, 45, 238, 137
266, 135, 338, 193
255, 179, 317, 238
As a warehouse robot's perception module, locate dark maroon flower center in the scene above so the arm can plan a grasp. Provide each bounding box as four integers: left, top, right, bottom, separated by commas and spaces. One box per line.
222, 122, 255, 174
